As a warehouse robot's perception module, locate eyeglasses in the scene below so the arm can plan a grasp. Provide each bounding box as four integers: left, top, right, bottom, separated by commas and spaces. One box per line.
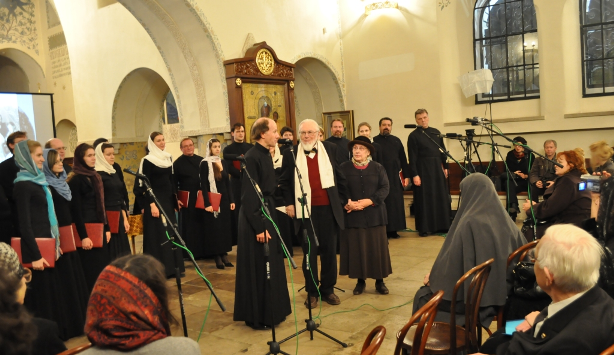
56, 147, 66, 151
299, 131, 318, 136
23, 268, 32, 283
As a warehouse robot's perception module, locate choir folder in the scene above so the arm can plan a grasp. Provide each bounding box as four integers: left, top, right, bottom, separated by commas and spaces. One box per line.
11, 237, 56, 268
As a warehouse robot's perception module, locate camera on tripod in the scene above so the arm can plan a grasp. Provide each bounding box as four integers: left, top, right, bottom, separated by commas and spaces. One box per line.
579, 174, 601, 193
465, 129, 475, 140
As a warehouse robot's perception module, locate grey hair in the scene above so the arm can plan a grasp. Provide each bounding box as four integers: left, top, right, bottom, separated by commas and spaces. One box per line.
538, 224, 603, 293
543, 139, 557, 148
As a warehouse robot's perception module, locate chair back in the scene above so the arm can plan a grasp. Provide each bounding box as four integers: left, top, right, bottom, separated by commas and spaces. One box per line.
507, 240, 539, 268
600, 343, 614, 355
361, 325, 387, 355
394, 290, 444, 355
449, 258, 494, 355
58, 343, 92, 355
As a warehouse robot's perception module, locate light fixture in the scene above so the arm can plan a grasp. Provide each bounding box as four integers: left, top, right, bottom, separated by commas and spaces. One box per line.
365, 1, 398, 15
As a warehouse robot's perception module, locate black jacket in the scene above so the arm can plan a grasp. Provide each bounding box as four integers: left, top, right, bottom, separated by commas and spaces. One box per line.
534, 169, 591, 226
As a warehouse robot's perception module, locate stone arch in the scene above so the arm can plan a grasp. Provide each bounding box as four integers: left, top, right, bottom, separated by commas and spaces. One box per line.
117, 0, 229, 135
112, 67, 170, 142
0, 48, 46, 92
55, 119, 77, 157
292, 56, 345, 126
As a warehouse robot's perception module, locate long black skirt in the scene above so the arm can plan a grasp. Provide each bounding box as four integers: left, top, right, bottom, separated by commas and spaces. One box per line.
233, 205, 291, 326
340, 225, 392, 279
55, 251, 89, 339
78, 231, 110, 293
179, 202, 206, 259
202, 194, 233, 256
142, 201, 185, 278
107, 211, 132, 262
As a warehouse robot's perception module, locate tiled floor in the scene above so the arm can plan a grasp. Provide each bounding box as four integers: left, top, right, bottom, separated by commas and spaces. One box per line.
65, 216, 515, 354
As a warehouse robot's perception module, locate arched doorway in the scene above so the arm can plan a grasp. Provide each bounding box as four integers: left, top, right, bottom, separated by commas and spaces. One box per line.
0, 48, 46, 92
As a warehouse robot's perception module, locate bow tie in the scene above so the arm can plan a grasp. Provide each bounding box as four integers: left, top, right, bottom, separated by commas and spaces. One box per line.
304, 148, 317, 155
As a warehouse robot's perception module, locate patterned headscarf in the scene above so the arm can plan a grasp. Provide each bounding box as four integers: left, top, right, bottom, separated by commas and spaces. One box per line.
42, 148, 72, 201
85, 265, 169, 350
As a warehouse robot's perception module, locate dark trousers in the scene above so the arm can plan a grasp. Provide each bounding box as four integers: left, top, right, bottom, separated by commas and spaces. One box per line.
500, 175, 529, 208
529, 184, 545, 203
300, 205, 338, 297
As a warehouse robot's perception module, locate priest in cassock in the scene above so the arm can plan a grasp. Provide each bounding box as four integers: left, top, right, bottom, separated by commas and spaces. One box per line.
173, 138, 206, 258
325, 118, 350, 166
373, 117, 410, 239
234, 118, 291, 330
223, 123, 253, 246
407, 109, 450, 236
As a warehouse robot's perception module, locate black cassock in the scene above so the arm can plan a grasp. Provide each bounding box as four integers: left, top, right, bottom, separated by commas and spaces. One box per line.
173, 154, 206, 258
373, 134, 410, 232
407, 127, 450, 233
325, 136, 350, 166
223, 142, 253, 246
233, 143, 291, 326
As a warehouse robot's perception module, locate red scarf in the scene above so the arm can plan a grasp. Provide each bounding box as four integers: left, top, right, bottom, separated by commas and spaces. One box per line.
513, 150, 525, 159
85, 266, 170, 350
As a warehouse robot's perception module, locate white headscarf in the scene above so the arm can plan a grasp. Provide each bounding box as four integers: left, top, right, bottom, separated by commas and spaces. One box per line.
201, 138, 220, 218
138, 134, 173, 186
94, 144, 116, 174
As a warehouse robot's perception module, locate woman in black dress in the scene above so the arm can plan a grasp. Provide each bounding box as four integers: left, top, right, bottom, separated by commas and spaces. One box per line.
134, 132, 184, 278
42, 148, 89, 339
68, 143, 110, 292
200, 138, 235, 269
95, 143, 131, 260
339, 138, 392, 295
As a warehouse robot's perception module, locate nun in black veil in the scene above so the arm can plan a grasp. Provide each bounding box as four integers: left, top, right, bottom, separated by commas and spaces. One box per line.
412, 173, 526, 326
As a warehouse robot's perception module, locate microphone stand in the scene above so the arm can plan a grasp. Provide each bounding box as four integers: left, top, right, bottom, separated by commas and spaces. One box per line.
124, 169, 226, 338
239, 158, 297, 355
421, 129, 471, 175
277, 144, 348, 349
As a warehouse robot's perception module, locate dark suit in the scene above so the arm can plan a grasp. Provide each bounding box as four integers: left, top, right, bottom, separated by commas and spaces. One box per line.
481, 286, 614, 355
280, 141, 347, 296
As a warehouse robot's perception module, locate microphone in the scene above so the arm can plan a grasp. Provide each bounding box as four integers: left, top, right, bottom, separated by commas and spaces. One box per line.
277, 138, 293, 145
223, 154, 246, 161
123, 168, 149, 180
466, 117, 488, 124
404, 124, 418, 128
430, 132, 462, 138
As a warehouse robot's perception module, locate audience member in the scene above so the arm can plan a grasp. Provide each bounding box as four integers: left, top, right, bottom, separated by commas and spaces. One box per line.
589, 140, 614, 218
476, 224, 614, 355
279, 126, 294, 154
528, 139, 557, 201
414, 173, 526, 326
0, 131, 27, 240
82, 254, 200, 354
501, 136, 534, 221
340, 138, 391, 295
45, 138, 72, 174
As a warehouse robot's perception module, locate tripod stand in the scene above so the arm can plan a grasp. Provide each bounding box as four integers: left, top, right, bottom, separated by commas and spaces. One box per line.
124, 169, 226, 338
277, 144, 348, 349
239, 158, 297, 355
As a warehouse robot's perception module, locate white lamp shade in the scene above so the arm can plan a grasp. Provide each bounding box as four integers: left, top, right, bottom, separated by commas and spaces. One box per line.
458, 69, 494, 98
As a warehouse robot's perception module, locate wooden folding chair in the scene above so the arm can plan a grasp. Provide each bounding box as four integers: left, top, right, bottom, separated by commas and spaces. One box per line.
361, 325, 387, 355
394, 290, 444, 355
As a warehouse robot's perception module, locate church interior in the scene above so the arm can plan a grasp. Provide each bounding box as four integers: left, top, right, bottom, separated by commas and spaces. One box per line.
1, 0, 613, 354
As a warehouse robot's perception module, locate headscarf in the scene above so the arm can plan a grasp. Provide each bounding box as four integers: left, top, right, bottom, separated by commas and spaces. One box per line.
85, 265, 169, 350
72, 144, 106, 223
94, 144, 116, 174
201, 139, 220, 218
42, 148, 71, 201
137, 134, 173, 187
429, 173, 526, 307
13, 140, 60, 255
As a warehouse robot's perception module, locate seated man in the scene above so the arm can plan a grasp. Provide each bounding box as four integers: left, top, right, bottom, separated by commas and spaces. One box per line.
475, 224, 614, 355
528, 139, 557, 202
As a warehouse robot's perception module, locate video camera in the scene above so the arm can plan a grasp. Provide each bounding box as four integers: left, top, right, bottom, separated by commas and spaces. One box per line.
579, 174, 601, 193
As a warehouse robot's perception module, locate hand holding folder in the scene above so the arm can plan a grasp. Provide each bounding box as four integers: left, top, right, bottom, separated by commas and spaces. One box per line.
11, 237, 56, 268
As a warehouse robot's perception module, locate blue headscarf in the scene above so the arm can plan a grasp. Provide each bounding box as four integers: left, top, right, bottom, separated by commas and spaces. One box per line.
13, 141, 60, 255
42, 148, 72, 201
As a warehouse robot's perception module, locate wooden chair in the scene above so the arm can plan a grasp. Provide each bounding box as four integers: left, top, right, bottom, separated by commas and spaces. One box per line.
600, 343, 614, 355
361, 325, 387, 355
397, 259, 494, 355
395, 290, 444, 355
58, 343, 92, 355
127, 214, 143, 254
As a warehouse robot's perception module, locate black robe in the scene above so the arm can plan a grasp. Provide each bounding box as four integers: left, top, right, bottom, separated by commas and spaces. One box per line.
407, 127, 451, 233
373, 134, 410, 232
0, 156, 20, 238
223, 141, 253, 246
133, 160, 184, 278
173, 154, 206, 258
99, 171, 131, 260
200, 160, 234, 256
325, 136, 350, 166
233, 143, 291, 326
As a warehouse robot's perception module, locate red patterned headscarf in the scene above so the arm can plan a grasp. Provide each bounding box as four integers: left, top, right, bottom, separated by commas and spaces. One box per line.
85, 265, 170, 350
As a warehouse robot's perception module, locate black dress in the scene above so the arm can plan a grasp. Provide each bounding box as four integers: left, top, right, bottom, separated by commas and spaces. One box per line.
373, 134, 410, 232
233, 143, 291, 326
272, 160, 295, 256
14, 181, 67, 340
133, 160, 184, 277
69, 174, 111, 292
407, 127, 451, 234
0, 156, 20, 238
199, 160, 234, 256
223, 141, 253, 246
173, 154, 206, 258
49, 186, 90, 339
98, 171, 131, 260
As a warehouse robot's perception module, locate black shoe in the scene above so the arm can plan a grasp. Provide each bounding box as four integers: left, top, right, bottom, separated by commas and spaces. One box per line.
387, 232, 401, 239
419, 231, 429, 237
508, 203, 518, 214
375, 282, 389, 295
214, 255, 225, 269
221, 255, 234, 267
353, 282, 366, 295
245, 321, 271, 330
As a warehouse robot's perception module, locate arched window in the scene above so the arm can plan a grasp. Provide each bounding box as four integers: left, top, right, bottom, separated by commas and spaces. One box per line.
581, 0, 614, 96
473, 0, 539, 102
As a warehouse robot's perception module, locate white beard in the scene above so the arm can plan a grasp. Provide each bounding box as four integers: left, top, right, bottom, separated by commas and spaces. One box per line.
301, 140, 316, 151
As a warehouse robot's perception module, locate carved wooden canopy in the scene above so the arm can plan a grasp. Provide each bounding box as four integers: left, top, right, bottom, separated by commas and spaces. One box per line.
224, 42, 295, 81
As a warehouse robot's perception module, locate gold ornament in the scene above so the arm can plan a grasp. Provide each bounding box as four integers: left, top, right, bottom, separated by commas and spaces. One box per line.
255, 49, 275, 75
289, 81, 295, 89
235, 78, 242, 86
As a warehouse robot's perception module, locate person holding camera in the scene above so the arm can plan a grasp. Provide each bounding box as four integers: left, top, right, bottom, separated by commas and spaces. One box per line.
528, 140, 557, 202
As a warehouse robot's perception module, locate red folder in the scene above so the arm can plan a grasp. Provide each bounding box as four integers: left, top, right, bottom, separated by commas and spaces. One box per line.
177, 190, 189, 207
194, 190, 221, 212
11, 237, 56, 268
106, 211, 121, 234
72, 223, 104, 248
58, 225, 76, 253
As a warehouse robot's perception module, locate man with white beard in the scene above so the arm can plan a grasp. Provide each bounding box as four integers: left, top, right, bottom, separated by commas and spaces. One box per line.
280, 119, 347, 309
